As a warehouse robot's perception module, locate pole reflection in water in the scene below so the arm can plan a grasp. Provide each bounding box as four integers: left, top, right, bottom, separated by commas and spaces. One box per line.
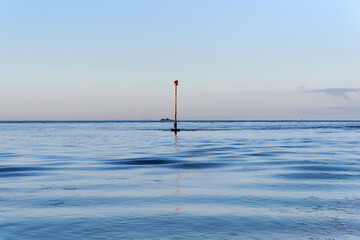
174, 133, 181, 212
174, 133, 179, 153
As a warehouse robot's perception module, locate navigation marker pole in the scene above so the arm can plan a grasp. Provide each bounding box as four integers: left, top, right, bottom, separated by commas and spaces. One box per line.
171, 80, 180, 133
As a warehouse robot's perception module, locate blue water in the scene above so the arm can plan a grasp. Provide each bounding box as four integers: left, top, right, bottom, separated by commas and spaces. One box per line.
0, 121, 359, 239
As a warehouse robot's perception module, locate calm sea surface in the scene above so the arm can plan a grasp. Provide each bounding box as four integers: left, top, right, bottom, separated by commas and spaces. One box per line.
1, 121, 360, 239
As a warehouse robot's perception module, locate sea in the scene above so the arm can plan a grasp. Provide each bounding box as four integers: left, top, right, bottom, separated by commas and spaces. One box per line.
0, 121, 359, 240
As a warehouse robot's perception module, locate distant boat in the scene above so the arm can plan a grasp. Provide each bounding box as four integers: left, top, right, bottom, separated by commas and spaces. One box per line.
160, 118, 173, 121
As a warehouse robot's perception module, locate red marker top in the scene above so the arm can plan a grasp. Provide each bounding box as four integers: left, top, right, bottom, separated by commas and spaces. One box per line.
174, 80, 178, 86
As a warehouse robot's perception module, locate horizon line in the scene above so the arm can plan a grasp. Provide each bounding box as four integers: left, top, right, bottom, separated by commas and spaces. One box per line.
0, 119, 360, 122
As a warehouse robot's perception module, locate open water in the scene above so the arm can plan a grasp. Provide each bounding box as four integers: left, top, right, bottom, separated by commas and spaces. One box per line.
0, 121, 360, 239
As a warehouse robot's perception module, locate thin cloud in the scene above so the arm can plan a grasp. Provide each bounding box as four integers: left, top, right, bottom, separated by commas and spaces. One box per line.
306, 88, 360, 99
325, 106, 360, 111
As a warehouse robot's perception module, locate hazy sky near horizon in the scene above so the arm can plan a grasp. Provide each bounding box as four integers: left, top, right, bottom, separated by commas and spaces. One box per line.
1, 0, 360, 120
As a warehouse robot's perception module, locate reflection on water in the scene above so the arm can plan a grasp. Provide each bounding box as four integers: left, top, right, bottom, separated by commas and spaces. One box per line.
174, 133, 180, 153
174, 132, 181, 212
0, 121, 360, 239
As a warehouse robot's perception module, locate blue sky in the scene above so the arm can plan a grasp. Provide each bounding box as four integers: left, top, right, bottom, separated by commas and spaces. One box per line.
1, 0, 359, 120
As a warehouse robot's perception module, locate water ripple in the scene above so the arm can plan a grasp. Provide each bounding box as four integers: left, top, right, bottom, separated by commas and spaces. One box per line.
1, 121, 360, 239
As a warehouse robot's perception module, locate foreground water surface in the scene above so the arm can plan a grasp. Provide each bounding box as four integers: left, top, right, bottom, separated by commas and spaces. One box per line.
0, 121, 359, 239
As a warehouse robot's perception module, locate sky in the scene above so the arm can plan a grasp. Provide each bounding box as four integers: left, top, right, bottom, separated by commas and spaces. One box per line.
1, 0, 360, 120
